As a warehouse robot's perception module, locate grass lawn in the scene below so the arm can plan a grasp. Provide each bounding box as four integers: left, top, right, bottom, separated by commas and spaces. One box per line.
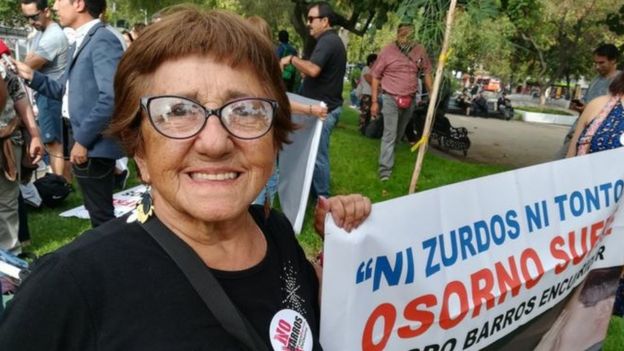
22, 106, 623, 349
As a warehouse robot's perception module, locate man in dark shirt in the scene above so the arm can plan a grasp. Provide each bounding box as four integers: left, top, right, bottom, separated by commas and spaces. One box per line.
280, 1, 346, 198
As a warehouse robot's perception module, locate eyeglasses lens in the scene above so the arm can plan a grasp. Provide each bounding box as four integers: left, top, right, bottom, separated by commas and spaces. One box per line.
25, 12, 41, 21
147, 97, 274, 139
222, 100, 273, 139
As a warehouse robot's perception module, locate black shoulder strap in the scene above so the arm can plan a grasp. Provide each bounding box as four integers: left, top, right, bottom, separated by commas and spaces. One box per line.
140, 217, 269, 351
395, 42, 422, 67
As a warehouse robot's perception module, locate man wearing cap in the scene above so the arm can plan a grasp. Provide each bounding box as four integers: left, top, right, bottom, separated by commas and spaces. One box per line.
371, 23, 433, 182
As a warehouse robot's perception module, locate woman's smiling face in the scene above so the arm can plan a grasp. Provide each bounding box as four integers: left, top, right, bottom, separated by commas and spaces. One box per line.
135, 54, 277, 224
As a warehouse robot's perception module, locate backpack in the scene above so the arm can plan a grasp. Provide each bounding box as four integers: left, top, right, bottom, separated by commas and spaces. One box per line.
33, 173, 71, 207
364, 115, 384, 139
277, 43, 298, 81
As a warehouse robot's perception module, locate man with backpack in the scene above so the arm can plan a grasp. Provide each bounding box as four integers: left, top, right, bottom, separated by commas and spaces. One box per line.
276, 30, 298, 92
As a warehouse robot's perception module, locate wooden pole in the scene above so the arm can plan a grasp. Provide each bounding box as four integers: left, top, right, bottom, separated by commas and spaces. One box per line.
408, 0, 459, 194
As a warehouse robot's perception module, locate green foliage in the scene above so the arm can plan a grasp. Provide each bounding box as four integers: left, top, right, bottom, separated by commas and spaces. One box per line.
396, 0, 499, 55
0, 0, 25, 27
348, 65, 361, 85
605, 4, 624, 35
346, 12, 400, 63
503, 0, 621, 93
108, 0, 241, 28
448, 9, 515, 79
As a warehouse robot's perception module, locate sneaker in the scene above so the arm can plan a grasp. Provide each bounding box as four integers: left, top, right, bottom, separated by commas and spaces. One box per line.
380, 175, 390, 182
114, 170, 129, 190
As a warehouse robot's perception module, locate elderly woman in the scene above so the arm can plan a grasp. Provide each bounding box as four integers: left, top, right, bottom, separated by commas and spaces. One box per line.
0, 7, 370, 350
566, 72, 624, 318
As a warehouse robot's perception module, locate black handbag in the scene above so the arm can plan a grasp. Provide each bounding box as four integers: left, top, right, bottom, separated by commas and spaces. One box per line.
140, 217, 269, 351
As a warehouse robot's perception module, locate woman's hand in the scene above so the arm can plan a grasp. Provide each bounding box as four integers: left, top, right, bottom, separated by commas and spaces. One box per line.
314, 194, 372, 239
310, 103, 328, 119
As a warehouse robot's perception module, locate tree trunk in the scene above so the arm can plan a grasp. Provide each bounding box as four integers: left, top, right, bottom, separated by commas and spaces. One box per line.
291, 2, 315, 58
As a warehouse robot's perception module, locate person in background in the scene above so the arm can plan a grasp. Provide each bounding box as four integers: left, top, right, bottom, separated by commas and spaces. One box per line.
279, 1, 346, 199
566, 73, 624, 157
0, 64, 44, 254
0, 69, 6, 109
566, 72, 624, 319
557, 44, 621, 158
246, 15, 327, 206
12, 0, 124, 228
131, 22, 145, 40
357, 53, 377, 134
20, 0, 70, 182
276, 30, 298, 92
370, 22, 433, 182
0, 77, 6, 319
0, 7, 370, 349
121, 29, 133, 47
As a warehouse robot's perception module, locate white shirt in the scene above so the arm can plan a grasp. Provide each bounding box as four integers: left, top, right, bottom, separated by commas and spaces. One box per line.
62, 19, 100, 119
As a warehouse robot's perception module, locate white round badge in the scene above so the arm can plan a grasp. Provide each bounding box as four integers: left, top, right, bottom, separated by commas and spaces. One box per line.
269, 309, 313, 351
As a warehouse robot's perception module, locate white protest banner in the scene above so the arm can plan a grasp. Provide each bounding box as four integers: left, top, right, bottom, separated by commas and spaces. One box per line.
278, 93, 323, 234
60, 185, 146, 219
321, 147, 624, 351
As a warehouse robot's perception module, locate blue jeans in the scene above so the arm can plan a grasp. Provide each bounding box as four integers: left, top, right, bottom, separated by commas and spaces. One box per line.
254, 162, 279, 206
350, 90, 359, 106
312, 106, 341, 198
35, 95, 63, 144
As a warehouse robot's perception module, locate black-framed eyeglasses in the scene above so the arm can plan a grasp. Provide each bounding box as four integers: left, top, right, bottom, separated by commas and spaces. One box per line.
140, 95, 278, 140
24, 11, 42, 21
307, 15, 325, 23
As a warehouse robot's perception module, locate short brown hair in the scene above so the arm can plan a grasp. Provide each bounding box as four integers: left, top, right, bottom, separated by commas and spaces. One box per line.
108, 5, 293, 157
246, 16, 272, 42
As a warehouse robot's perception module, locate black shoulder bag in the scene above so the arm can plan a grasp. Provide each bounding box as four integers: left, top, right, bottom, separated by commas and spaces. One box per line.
140, 217, 269, 351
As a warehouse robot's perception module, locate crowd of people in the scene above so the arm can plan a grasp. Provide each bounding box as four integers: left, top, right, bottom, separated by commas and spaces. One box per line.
0, 0, 622, 349
0, 2, 371, 349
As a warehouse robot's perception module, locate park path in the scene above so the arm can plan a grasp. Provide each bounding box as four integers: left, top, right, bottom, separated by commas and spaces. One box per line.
432, 114, 571, 169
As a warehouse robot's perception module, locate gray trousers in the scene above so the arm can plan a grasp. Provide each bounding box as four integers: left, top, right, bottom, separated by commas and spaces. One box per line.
0, 143, 21, 251
379, 94, 417, 177
555, 118, 579, 159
